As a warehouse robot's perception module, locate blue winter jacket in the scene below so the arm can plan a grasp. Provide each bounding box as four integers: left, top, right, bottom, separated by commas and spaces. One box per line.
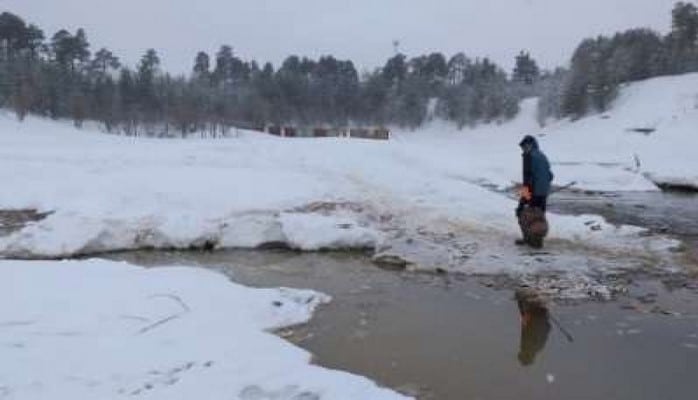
523, 139, 554, 196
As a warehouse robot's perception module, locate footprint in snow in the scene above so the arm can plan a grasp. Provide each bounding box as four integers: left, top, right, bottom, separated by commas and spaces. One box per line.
119, 360, 215, 395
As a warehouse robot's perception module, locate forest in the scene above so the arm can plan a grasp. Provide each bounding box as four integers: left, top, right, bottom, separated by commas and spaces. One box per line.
0, 2, 696, 136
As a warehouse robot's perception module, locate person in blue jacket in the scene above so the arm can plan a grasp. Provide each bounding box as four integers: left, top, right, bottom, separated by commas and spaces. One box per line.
516, 135, 554, 246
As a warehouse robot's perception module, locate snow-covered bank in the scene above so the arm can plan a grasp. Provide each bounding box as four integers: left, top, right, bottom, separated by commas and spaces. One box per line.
396, 73, 698, 192
544, 73, 698, 191
0, 259, 407, 399
0, 89, 682, 275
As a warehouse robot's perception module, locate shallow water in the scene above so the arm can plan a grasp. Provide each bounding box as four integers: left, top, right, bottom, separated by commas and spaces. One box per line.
111, 250, 698, 400
549, 190, 698, 267
549, 191, 698, 236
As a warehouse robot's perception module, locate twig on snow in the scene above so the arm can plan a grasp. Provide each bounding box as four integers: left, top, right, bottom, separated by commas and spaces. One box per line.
136, 293, 191, 335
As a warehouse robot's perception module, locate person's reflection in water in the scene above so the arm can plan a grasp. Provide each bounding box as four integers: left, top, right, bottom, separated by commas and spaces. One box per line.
515, 287, 551, 366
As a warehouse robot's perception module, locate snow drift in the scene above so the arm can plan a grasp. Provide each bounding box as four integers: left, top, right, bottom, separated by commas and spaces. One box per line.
0, 259, 407, 399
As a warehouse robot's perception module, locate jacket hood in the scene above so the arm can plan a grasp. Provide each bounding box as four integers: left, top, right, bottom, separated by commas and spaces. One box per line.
519, 135, 539, 150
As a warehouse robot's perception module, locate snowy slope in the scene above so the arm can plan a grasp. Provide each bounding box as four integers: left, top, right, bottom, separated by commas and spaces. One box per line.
0, 259, 407, 399
396, 72, 698, 192
544, 73, 698, 190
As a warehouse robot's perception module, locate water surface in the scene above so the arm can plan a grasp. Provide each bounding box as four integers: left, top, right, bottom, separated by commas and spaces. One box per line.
112, 250, 698, 400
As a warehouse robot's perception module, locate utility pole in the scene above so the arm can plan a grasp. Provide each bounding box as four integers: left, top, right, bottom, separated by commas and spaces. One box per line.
392, 40, 401, 55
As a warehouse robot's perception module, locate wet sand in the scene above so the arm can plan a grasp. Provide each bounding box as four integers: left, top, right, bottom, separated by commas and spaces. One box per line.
111, 250, 698, 400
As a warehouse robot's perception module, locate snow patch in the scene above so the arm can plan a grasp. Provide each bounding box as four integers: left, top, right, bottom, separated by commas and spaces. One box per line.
0, 211, 382, 258
0, 259, 407, 399
280, 213, 383, 251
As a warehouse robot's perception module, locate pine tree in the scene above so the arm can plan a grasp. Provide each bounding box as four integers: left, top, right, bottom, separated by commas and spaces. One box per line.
667, 2, 698, 73
0, 12, 28, 60
536, 68, 569, 125
91, 48, 120, 76
671, 2, 698, 50
383, 54, 407, 87
513, 51, 540, 85
73, 29, 90, 68
193, 51, 210, 80
214, 45, 234, 85
24, 24, 44, 56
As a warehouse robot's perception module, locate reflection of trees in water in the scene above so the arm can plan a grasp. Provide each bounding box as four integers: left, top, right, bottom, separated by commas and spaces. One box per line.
516, 288, 551, 366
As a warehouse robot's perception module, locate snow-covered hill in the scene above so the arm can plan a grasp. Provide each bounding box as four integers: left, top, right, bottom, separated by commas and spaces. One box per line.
396, 73, 698, 193
543, 73, 698, 190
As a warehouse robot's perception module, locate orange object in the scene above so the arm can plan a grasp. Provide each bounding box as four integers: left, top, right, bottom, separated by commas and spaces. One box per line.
520, 186, 532, 201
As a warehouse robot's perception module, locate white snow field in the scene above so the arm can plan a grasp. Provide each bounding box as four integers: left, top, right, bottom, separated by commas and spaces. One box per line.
0, 259, 408, 399
0, 74, 693, 272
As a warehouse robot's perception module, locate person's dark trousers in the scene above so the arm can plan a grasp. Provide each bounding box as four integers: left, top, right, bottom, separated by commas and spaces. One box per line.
516, 196, 548, 218
530, 196, 547, 212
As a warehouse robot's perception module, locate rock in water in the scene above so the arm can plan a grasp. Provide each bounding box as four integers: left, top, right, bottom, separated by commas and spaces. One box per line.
372, 253, 409, 270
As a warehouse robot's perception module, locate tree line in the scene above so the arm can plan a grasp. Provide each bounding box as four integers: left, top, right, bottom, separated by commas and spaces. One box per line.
0, 2, 697, 135
0, 10, 530, 136
539, 1, 698, 122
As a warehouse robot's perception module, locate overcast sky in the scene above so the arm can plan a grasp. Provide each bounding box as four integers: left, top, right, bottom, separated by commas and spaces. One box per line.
0, 0, 681, 75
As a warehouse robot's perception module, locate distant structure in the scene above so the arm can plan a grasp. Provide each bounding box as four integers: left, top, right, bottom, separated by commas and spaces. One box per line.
262, 124, 390, 140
